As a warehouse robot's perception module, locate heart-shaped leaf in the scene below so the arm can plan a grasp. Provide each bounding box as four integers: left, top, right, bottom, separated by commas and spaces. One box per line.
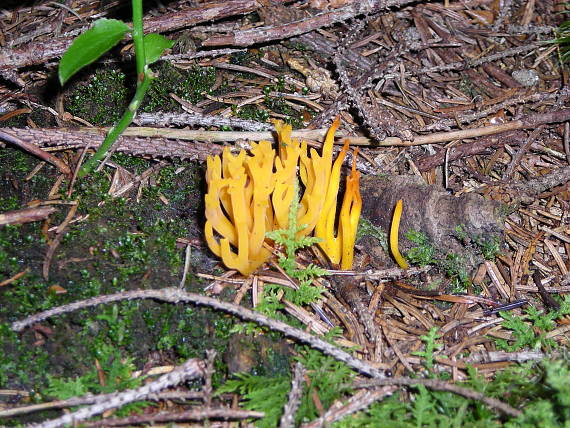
143, 33, 175, 65
59, 18, 130, 85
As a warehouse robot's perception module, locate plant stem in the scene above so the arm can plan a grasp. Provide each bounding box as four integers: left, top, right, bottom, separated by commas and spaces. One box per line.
131, 0, 145, 77
77, 73, 152, 177
78, 0, 149, 178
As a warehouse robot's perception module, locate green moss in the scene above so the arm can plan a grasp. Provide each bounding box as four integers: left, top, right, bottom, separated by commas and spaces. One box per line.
442, 253, 471, 293
234, 104, 270, 123
356, 217, 388, 251
405, 230, 436, 266
142, 62, 217, 112
0, 323, 50, 388
0, 150, 236, 401
66, 67, 130, 126
474, 235, 502, 261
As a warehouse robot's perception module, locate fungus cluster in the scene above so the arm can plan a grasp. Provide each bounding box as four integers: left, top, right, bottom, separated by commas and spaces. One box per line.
204, 118, 361, 276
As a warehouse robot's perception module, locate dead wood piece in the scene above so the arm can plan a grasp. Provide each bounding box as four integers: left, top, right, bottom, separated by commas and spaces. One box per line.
203, 0, 418, 47
360, 175, 505, 272
280, 362, 306, 428
43, 202, 78, 280
0, 391, 205, 419
11, 287, 387, 379
83, 408, 265, 427
335, 276, 378, 342
292, 32, 373, 72
533, 270, 561, 311
0, 127, 222, 161
0, 207, 56, 227
30, 357, 206, 428
415, 131, 526, 172
135, 111, 272, 131
0, 130, 71, 175
300, 387, 397, 428
422, 90, 558, 133
0, 0, 259, 75
505, 165, 570, 200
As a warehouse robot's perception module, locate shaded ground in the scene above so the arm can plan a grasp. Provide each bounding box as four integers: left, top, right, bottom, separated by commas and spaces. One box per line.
1, 0, 570, 427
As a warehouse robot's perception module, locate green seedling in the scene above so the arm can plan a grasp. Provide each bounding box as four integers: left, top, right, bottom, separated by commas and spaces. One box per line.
59, 0, 174, 178
552, 7, 570, 64
412, 327, 443, 372
266, 180, 327, 305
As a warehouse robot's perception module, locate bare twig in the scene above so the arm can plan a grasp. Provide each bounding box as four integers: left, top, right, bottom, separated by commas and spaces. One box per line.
203, 0, 418, 47
43, 202, 78, 280
202, 350, 217, 408
11, 288, 387, 379
506, 165, 570, 198
0, 130, 71, 175
300, 387, 397, 428
354, 377, 522, 417
135, 111, 272, 131
83, 408, 265, 426
0, 0, 259, 72
0, 207, 56, 227
279, 362, 306, 428
29, 358, 206, 428
503, 126, 544, 180
0, 391, 205, 418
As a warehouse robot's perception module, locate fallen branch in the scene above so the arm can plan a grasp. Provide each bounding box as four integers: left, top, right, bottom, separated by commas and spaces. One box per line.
0, 130, 71, 175
11, 287, 387, 379
203, 0, 418, 47
29, 357, 206, 428
354, 377, 522, 417
279, 362, 306, 428
0, 207, 56, 227
4, 108, 570, 165
0, 0, 258, 72
83, 408, 264, 427
300, 387, 397, 428
0, 391, 204, 419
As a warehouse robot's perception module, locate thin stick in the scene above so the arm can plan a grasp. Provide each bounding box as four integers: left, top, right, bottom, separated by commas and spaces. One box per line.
83, 408, 264, 427
0, 207, 56, 227
354, 377, 522, 417
203, 0, 419, 47
11, 287, 386, 379
29, 358, 205, 428
280, 362, 306, 428
85, 108, 570, 146
300, 387, 397, 428
0, 130, 71, 175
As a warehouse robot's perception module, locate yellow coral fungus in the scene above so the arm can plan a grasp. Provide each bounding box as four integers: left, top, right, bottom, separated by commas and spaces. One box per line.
339, 148, 361, 270
205, 141, 275, 276
297, 117, 340, 237
272, 120, 302, 230
204, 117, 361, 276
314, 140, 349, 264
390, 199, 409, 269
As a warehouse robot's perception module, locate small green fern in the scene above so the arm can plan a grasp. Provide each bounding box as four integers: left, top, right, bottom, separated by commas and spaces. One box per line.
43, 343, 149, 416
216, 372, 290, 428
266, 180, 326, 306
412, 327, 442, 372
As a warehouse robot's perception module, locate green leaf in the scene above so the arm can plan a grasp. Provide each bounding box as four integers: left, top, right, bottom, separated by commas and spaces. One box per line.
143, 33, 174, 65
59, 18, 130, 85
